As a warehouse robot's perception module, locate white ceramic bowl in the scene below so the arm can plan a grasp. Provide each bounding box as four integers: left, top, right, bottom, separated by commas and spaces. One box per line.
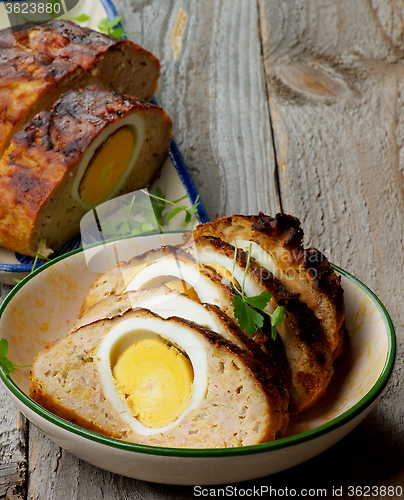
0, 234, 396, 485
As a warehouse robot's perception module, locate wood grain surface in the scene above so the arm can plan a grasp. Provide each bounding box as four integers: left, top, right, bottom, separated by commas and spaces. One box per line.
0, 0, 403, 498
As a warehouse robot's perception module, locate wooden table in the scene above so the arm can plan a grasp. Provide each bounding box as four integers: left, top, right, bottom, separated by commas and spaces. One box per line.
1, 0, 404, 498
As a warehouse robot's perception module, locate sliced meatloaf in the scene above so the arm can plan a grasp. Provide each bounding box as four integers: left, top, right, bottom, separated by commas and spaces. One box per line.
0, 19, 160, 158
192, 213, 346, 361
0, 86, 172, 256
79, 245, 236, 320
30, 308, 288, 447
188, 235, 334, 414
79, 243, 284, 361
75, 286, 290, 436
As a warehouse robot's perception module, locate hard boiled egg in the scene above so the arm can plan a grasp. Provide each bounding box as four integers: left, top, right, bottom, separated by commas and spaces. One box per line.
71, 115, 145, 210
96, 313, 208, 435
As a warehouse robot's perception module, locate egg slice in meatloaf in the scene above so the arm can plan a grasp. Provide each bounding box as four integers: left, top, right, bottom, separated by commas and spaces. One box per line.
30, 307, 287, 447
0, 19, 160, 158
79, 245, 235, 319
192, 213, 347, 361
0, 86, 172, 257
75, 285, 290, 437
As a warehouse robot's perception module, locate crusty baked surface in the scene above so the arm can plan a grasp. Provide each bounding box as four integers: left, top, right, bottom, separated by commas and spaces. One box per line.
0, 19, 160, 158
0, 86, 172, 256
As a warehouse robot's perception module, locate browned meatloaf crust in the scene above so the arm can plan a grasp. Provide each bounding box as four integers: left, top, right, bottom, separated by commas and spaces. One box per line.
0, 19, 160, 158
30, 308, 289, 447
0, 86, 172, 256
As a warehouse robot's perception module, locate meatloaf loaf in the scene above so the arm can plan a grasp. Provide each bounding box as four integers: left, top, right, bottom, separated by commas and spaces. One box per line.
0, 86, 172, 256
0, 19, 160, 158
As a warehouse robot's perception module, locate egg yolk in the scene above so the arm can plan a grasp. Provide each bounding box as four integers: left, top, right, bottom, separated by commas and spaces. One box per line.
113, 338, 194, 428
140, 276, 200, 302
79, 126, 135, 207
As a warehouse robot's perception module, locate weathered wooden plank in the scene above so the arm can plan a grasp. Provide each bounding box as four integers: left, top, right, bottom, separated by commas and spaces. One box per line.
0, 284, 27, 500
120, 0, 280, 218
0, 385, 27, 500
27, 427, 198, 499
259, 0, 404, 495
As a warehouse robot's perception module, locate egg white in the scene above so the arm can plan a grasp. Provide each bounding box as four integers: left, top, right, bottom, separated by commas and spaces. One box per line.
135, 292, 226, 331
96, 315, 208, 436
194, 247, 263, 298
235, 240, 280, 280
71, 113, 145, 210
124, 256, 228, 308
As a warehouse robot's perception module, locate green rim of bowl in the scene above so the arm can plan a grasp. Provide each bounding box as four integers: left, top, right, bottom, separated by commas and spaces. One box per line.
0, 244, 396, 458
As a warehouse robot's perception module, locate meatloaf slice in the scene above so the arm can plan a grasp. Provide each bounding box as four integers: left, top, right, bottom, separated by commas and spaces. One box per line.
79, 243, 281, 356
192, 213, 346, 360
0, 19, 160, 158
0, 86, 172, 256
80, 245, 236, 320
188, 235, 334, 414
75, 286, 290, 436
30, 308, 288, 447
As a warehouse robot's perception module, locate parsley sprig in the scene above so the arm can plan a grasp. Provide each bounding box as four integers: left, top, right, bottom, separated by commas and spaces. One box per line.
0, 338, 31, 376
231, 242, 284, 339
67, 14, 138, 38
98, 188, 199, 239
144, 188, 200, 230
99, 192, 154, 238
98, 16, 124, 38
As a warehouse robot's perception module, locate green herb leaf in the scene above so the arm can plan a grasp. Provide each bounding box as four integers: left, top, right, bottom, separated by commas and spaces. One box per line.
0, 357, 15, 376
109, 28, 124, 38
167, 205, 188, 224
0, 338, 31, 376
271, 305, 284, 340
66, 14, 90, 22
149, 186, 165, 226
96, 15, 140, 38
0, 337, 9, 358
233, 295, 265, 335
99, 221, 119, 236
98, 16, 122, 36
96, 189, 199, 241
245, 291, 272, 310
142, 189, 200, 230
141, 222, 155, 233
13, 234, 50, 284
231, 242, 283, 339
184, 196, 200, 226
